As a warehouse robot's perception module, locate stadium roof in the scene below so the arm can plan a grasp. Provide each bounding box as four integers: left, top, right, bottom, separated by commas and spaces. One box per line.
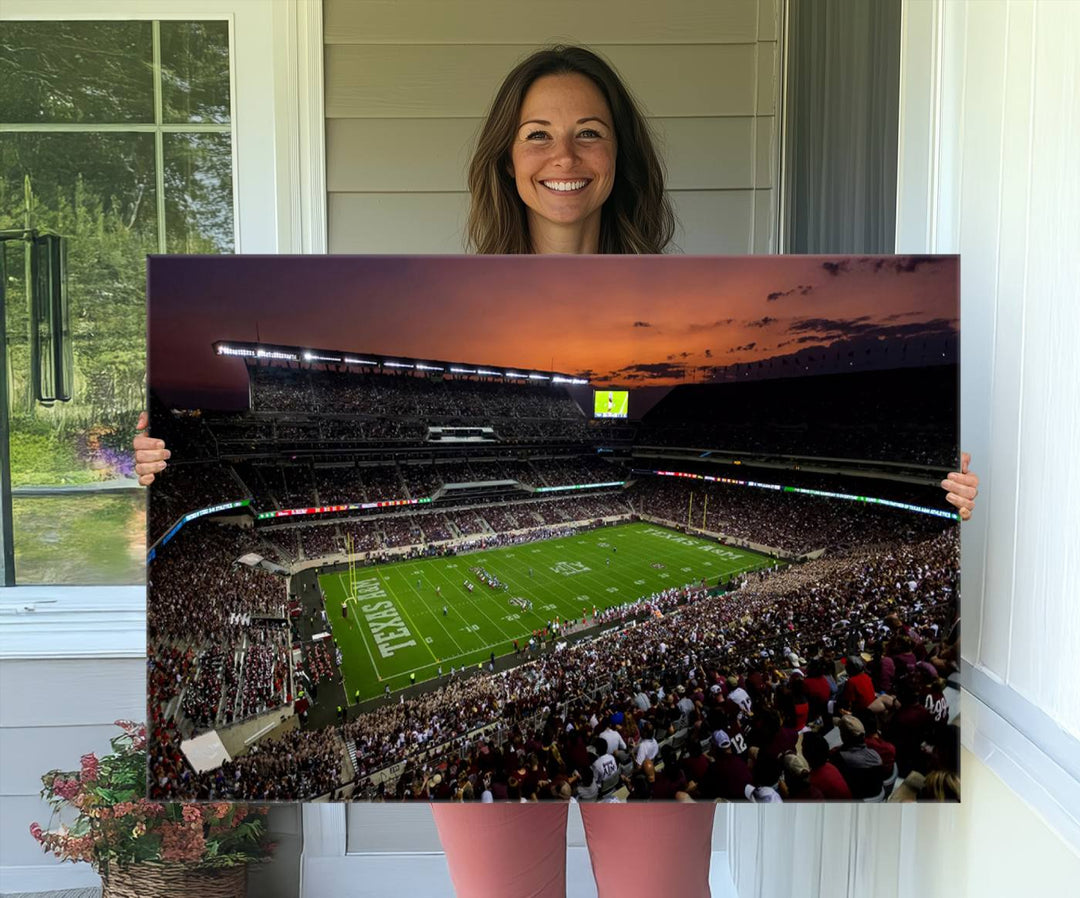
212, 341, 589, 385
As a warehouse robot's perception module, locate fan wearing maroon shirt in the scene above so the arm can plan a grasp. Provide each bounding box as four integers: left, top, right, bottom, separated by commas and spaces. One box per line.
867, 647, 896, 694
701, 731, 753, 801
884, 682, 936, 776
889, 633, 919, 680
802, 731, 853, 800
856, 709, 897, 771
650, 745, 688, 800
802, 658, 833, 727
780, 751, 824, 801
788, 675, 811, 731
841, 655, 877, 710
681, 738, 710, 788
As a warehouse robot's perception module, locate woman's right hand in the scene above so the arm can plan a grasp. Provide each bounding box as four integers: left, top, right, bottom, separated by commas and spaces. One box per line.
133, 411, 170, 486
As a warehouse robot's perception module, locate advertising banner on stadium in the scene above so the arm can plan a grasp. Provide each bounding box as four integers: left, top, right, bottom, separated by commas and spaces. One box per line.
147, 255, 960, 803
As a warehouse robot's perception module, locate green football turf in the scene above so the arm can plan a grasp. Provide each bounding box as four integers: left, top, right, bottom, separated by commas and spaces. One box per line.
321, 521, 776, 702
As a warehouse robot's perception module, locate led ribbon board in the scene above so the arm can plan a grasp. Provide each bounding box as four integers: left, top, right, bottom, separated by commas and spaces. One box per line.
535, 481, 627, 493
255, 496, 432, 521
150, 499, 252, 561
648, 470, 954, 519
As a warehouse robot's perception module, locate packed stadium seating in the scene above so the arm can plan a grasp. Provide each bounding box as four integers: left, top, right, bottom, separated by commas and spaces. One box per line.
146, 359, 960, 803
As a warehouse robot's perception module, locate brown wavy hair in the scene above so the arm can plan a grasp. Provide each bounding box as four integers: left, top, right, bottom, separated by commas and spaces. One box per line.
467, 46, 675, 255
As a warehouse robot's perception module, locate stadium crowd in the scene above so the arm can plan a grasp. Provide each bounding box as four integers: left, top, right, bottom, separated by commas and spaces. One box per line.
637, 366, 957, 467
630, 477, 949, 556
148, 512, 958, 801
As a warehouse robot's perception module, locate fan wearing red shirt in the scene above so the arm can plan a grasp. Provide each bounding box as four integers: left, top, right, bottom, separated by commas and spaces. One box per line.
802, 731, 853, 800
842, 656, 877, 710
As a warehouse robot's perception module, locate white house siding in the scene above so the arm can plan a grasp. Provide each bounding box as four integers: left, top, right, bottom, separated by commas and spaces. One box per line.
323, 0, 782, 254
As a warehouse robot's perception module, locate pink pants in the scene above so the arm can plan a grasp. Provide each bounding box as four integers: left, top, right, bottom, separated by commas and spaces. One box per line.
431, 802, 716, 898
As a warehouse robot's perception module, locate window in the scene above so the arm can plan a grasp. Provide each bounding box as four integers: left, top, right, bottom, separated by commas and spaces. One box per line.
1, 19, 234, 584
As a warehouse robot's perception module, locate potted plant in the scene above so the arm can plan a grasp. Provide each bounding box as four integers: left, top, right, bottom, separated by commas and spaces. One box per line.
30, 720, 273, 897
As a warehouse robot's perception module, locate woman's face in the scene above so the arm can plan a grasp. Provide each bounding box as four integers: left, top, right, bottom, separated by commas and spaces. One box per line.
509, 73, 617, 240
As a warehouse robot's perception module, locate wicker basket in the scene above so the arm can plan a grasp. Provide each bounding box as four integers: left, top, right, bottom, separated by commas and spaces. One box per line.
101, 863, 247, 898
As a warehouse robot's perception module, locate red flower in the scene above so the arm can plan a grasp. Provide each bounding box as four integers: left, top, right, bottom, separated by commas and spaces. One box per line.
30, 822, 44, 843
160, 821, 206, 863
80, 753, 100, 782
181, 805, 202, 824
52, 778, 80, 801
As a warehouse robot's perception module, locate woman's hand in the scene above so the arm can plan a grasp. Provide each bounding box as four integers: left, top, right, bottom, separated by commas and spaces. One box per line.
133, 411, 170, 486
941, 452, 979, 521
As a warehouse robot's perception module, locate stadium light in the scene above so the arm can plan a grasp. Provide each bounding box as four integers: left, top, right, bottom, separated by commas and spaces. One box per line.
384, 361, 414, 369
476, 369, 501, 376
344, 357, 378, 365
450, 367, 477, 374
416, 364, 444, 371
217, 345, 257, 358
528, 374, 549, 380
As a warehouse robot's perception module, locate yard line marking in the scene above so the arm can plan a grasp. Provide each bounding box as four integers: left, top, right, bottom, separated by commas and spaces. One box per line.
428, 562, 517, 643
409, 566, 473, 653
329, 571, 383, 699
397, 569, 464, 657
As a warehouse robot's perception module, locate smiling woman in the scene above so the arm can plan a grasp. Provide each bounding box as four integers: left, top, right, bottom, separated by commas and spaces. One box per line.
510, 73, 617, 253
467, 46, 674, 255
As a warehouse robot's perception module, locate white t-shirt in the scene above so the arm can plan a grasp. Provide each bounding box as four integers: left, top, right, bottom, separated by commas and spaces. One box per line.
728, 686, 752, 715
591, 753, 618, 783
599, 727, 626, 755
576, 779, 599, 802
635, 738, 659, 766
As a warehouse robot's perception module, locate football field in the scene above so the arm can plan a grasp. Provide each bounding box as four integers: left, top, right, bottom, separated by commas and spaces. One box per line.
321, 522, 775, 702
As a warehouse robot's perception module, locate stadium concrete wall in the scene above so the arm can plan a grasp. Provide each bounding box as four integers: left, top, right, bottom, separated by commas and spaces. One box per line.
323, 0, 782, 254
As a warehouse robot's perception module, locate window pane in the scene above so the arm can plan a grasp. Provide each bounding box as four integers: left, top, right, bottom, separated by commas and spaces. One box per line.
164, 132, 235, 253
11, 493, 146, 585
0, 21, 154, 124
160, 20, 232, 124
1, 19, 235, 586
2, 132, 155, 584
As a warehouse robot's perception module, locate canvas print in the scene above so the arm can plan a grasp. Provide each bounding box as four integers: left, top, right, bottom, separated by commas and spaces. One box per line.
147, 254, 960, 803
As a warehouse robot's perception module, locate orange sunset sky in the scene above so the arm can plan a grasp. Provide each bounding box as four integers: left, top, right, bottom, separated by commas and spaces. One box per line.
150, 254, 958, 408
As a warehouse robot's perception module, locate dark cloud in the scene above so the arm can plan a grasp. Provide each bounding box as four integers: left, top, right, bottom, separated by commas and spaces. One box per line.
768, 284, 813, 301
687, 318, 735, 333
728, 342, 757, 353
632, 320, 652, 328
747, 316, 777, 328
608, 361, 690, 381
822, 255, 947, 278
704, 348, 712, 358
788, 316, 874, 335
892, 255, 945, 274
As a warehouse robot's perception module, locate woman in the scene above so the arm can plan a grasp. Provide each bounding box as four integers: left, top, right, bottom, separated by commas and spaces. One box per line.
135, 45, 979, 898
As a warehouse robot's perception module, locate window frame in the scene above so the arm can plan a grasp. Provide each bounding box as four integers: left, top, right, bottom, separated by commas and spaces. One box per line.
0, 0, 325, 632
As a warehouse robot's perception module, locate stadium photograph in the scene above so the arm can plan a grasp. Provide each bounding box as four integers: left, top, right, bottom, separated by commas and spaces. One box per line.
146, 254, 961, 804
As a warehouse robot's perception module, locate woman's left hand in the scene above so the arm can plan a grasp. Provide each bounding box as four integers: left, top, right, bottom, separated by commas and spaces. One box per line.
942, 452, 979, 521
